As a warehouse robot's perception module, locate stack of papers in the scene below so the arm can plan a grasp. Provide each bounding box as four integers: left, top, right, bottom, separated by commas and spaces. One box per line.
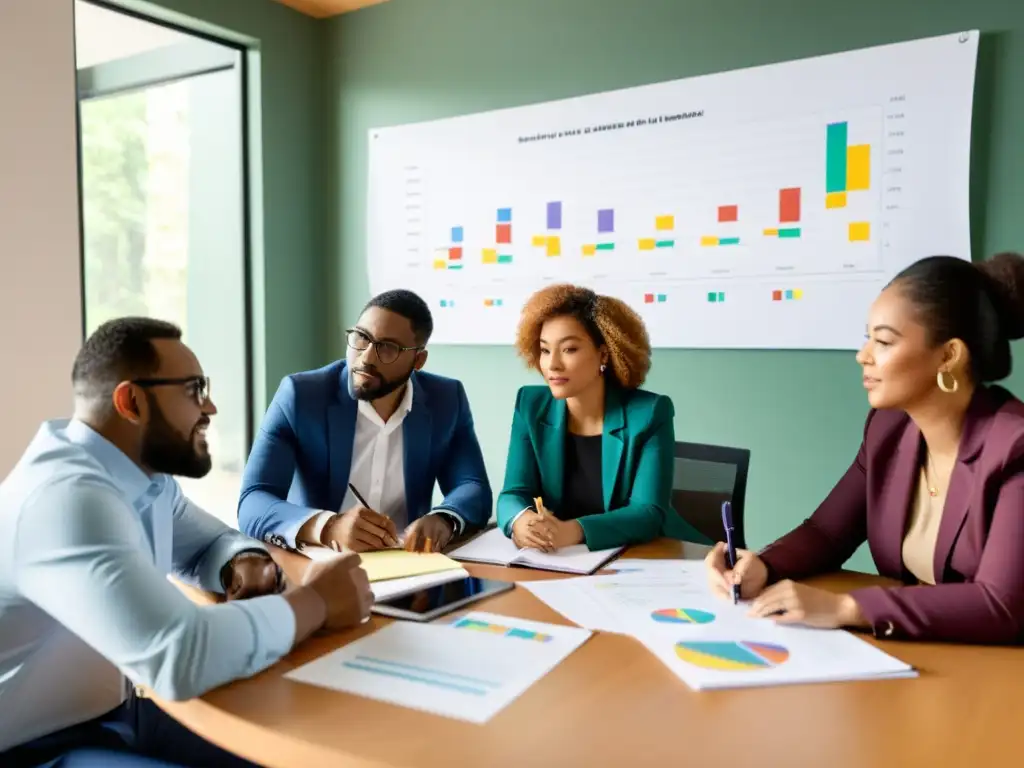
521, 564, 916, 690
448, 527, 623, 574
285, 611, 591, 722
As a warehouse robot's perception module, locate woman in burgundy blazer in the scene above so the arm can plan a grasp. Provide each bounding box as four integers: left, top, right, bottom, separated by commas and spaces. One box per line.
707, 252, 1024, 645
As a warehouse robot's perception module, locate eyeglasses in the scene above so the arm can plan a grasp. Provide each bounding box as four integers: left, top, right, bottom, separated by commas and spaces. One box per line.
345, 329, 423, 365
131, 376, 211, 406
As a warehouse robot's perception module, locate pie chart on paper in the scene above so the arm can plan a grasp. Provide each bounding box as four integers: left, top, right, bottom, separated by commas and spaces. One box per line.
674, 640, 790, 671
651, 608, 716, 625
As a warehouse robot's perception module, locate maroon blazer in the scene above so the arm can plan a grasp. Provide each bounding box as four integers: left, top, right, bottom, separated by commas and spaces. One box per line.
759, 385, 1024, 645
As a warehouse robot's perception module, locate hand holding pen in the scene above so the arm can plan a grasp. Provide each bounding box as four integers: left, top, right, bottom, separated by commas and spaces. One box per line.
321, 483, 399, 552
704, 506, 769, 603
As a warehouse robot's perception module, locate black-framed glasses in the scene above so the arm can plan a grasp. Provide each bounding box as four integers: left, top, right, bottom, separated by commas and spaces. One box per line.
131, 376, 211, 406
345, 328, 422, 365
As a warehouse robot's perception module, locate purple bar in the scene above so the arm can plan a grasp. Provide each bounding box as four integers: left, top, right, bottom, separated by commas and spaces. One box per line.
598, 209, 614, 233
546, 201, 562, 230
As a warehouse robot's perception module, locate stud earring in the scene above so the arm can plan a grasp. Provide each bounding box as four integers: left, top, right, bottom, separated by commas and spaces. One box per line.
599, 363, 607, 373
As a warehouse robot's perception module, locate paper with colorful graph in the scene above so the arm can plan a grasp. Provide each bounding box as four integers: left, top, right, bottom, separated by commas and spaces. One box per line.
284, 612, 591, 722
521, 563, 915, 690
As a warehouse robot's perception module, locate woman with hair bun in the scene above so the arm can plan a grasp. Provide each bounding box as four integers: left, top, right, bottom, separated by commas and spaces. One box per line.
496, 284, 707, 552
706, 252, 1024, 644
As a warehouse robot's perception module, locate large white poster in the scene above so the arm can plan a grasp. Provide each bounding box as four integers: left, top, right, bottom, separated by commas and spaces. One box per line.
367, 31, 978, 349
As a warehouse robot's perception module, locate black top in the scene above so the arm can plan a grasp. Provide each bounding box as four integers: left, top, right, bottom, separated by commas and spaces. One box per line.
560, 433, 604, 521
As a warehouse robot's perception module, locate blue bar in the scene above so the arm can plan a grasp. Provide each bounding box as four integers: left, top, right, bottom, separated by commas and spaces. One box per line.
451, 226, 464, 243
547, 201, 562, 230
497, 208, 512, 222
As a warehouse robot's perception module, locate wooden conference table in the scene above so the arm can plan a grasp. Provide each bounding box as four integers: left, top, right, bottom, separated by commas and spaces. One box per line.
162, 539, 1024, 768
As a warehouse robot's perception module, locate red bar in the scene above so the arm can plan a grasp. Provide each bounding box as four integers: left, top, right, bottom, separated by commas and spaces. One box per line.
496, 223, 512, 244
772, 290, 783, 301
644, 293, 655, 304
448, 247, 462, 260
718, 205, 738, 223
779, 188, 801, 223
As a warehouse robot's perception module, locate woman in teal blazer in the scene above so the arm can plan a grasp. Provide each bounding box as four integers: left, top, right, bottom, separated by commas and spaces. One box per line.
497, 284, 708, 551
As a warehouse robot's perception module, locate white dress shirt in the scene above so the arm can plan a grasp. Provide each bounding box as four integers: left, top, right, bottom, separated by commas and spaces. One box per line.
303, 383, 463, 544
0, 419, 296, 753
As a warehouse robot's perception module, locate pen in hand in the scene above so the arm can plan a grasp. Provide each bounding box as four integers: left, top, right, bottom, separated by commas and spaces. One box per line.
721, 501, 740, 605
345, 482, 399, 550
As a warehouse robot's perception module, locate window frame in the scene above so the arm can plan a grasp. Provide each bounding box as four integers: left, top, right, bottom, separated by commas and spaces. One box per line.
73, 0, 256, 453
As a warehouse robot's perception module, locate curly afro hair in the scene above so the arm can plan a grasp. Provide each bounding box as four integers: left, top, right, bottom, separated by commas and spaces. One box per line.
515, 284, 651, 389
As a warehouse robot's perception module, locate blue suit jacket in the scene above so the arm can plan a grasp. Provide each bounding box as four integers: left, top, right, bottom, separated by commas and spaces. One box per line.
238, 361, 492, 547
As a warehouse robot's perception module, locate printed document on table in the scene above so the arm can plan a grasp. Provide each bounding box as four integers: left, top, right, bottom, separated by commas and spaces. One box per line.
284, 611, 592, 723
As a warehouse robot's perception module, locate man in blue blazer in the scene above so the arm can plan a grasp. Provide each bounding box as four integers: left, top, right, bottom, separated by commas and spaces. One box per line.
238, 290, 492, 553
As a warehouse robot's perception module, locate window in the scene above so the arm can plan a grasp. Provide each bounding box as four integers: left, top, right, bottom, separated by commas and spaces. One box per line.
75, 1, 251, 526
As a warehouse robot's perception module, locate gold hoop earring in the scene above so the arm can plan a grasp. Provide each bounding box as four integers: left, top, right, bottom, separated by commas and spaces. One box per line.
937, 371, 959, 394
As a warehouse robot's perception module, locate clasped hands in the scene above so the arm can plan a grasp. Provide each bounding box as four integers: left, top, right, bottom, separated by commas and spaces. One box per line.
704, 542, 866, 630
510, 497, 583, 552
321, 504, 456, 554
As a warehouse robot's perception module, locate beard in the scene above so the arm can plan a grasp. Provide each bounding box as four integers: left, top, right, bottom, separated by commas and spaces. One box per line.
140, 393, 212, 478
348, 363, 414, 402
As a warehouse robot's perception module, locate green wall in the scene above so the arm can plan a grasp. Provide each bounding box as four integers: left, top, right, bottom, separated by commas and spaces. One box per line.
325, 0, 1024, 569
125, 0, 328, 415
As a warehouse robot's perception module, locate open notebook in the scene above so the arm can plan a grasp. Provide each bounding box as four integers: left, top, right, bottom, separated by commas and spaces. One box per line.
448, 527, 623, 574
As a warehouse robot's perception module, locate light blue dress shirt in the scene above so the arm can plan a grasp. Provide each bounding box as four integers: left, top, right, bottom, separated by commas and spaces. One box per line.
0, 419, 297, 753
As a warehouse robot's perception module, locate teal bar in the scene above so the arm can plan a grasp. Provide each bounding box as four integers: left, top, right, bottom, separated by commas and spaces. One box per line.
778, 228, 801, 238
655, 240, 675, 248
447, 263, 464, 270
596, 243, 615, 251
497, 254, 513, 263
719, 237, 740, 245
826, 122, 847, 193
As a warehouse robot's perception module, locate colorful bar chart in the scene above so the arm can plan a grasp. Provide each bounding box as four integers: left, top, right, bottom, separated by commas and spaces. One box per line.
482, 298, 505, 308
453, 617, 552, 642
644, 293, 667, 304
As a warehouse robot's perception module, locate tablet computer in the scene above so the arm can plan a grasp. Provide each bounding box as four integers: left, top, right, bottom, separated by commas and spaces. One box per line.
372, 577, 514, 622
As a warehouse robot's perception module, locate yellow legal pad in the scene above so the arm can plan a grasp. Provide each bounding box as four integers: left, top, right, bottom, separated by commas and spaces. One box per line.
358, 549, 463, 582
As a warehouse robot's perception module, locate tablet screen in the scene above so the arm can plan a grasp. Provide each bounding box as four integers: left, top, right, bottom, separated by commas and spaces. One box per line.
373, 577, 513, 619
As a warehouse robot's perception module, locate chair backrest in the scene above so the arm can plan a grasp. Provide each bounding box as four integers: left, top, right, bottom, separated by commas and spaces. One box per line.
669, 441, 750, 549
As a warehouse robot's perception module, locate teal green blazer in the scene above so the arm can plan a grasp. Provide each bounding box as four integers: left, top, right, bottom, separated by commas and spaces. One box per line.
496, 384, 708, 551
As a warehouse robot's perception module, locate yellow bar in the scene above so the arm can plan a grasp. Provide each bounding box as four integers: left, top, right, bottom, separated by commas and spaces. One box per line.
826, 191, 847, 209
655, 215, 674, 231
481, 248, 497, 264
793, 289, 804, 300
846, 145, 870, 191
483, 299, 493, 307
763, 228, 779, 236
582, 244, 597, 256
700, 236, 719, 246
433, 259, 447, 270
849, 222, 871, 242
546, 236, 561, 257
531, 234, 547, 247
638, 238, 656, 250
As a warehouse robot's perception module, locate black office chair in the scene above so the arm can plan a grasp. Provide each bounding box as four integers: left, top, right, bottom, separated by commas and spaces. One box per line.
666, 441, 750, 549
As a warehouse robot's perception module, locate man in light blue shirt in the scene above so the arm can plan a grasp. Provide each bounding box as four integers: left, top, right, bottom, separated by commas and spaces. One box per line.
0, 318, 373, 767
